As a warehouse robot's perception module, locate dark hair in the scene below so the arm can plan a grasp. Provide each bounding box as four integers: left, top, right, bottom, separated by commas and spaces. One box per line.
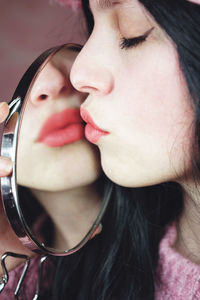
51, 1, 200, 299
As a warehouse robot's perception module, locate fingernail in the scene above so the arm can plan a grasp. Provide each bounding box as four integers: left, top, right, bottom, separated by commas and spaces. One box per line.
0, 157, 13, 175
0, 102, 7, 109
90, 223, 103, 240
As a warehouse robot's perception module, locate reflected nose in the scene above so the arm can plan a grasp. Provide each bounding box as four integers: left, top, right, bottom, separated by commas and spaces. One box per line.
30, 62, 73, 105
70, 46, 114, 96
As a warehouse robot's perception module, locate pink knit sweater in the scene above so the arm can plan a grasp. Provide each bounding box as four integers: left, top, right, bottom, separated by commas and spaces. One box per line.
1, 255, 54, 299
155, 223, 200, 300
2, 223, 200, 299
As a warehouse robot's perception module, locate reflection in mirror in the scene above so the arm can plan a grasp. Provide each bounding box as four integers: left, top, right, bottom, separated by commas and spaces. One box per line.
10, 44, 109, 253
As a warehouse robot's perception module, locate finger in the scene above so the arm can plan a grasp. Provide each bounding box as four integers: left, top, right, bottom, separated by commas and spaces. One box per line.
0, 102, 9, 123
0, 157, 13, 177
90, 223, 103, 240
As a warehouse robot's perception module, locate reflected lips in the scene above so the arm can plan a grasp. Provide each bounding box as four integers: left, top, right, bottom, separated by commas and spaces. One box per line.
80, 108, 109, 143
37, 108, 84, 147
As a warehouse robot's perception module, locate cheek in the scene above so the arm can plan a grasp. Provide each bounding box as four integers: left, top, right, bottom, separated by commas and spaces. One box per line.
20, 102, 49, 141
103, 40, 196, 185
116, 42, 194, 150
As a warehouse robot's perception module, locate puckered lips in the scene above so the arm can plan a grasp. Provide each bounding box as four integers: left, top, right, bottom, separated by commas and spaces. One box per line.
80, 108, 109, 143
37, 108, 84, 147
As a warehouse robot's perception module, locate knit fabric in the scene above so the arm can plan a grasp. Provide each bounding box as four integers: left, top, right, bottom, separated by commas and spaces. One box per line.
2, 223, 200, 299
155, 222, 200, 300
1, 255, 55, 300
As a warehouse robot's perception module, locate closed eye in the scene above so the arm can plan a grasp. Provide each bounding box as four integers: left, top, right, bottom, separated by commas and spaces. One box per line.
120, 27, 154, 50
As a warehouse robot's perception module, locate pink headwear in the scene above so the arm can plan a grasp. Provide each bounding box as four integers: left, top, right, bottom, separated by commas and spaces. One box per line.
54, 0, 82, 10
189, 0, 200, 3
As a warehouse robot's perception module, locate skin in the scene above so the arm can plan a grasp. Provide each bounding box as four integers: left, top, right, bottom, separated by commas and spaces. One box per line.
70, 0, 200, 262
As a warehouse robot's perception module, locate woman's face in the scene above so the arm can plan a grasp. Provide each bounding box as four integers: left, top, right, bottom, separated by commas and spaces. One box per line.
70, 0, 195, 187
17, 47, 101, 191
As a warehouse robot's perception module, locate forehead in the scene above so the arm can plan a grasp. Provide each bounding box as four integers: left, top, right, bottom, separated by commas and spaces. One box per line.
89, 0, 153, 27
88, 0, 150, 20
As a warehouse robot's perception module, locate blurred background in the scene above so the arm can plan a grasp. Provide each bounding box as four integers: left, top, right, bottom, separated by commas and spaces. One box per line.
0, 0, 87, 100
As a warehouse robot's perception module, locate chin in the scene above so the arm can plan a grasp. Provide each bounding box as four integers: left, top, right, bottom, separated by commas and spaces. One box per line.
101, 160, 128, 187
101, 157, 157, 188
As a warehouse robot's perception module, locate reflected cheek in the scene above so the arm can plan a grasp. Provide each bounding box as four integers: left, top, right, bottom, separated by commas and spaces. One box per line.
20, 113, 40, 140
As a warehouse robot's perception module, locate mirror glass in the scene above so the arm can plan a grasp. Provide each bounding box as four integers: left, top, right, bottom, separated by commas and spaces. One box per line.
1, 44, 112, 255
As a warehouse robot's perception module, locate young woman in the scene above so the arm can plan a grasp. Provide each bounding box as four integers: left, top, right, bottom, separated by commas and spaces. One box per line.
69, 0, 200, 299
1, 0, 200, 299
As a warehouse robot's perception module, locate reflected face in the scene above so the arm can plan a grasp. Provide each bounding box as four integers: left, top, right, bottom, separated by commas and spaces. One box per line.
17, 47, 101, 191
71, 0, 195, 187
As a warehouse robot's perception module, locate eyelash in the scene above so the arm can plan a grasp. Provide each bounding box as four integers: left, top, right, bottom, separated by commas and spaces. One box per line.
120, 34, 147, 49
119, 28, 154, 50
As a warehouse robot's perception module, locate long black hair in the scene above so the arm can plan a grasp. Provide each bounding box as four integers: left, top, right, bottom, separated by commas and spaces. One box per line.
51, 1, 200, 299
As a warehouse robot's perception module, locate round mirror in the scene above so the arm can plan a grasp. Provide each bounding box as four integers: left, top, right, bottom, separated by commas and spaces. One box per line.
0, 44, 113, 256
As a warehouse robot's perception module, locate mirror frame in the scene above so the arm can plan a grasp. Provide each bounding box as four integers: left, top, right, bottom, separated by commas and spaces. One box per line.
0, 44, 113, 256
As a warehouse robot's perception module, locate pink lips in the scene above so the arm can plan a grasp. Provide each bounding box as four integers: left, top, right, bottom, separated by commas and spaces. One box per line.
37, 108, 84, 147
80, 108, 109, 143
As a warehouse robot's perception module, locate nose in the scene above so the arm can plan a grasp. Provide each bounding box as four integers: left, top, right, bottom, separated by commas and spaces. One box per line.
30, 61, 73, 105
70, 43, 114, 96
